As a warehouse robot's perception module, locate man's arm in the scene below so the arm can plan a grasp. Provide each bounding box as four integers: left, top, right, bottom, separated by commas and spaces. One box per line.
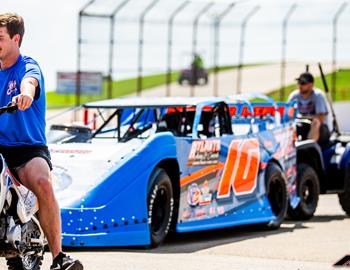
314, 91, 328, 123
314, 113, 326, 123
12, 77, 38, 110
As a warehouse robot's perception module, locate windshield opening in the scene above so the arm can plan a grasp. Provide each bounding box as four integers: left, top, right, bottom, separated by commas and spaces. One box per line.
47, 105, 198, 144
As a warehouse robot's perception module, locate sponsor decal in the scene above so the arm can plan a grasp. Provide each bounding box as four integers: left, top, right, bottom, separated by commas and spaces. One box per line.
199, 180, 213, 206
195, 208, 207, 218
187, 183, 201, 207
50, 149, 92, 154
187, 140, 221, 166
273, 127, 296, 159
7, 80, 18, 95
181, 209, 192, 220
209, 207, 216, 215
217, 206, 225, 215
187, 181, 213, 208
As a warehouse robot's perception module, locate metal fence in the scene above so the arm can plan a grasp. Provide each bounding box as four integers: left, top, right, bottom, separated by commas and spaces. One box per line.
75, 0, 349, 105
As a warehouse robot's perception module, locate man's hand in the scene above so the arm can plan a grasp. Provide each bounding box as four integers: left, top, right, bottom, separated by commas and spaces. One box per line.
12, 93, 34, 110
12, 77, 38, 111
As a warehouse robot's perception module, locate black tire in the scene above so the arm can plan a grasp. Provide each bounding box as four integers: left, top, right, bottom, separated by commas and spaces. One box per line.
7, 255, 43, 270
148, 168, 174, 247
265, 163, 288, 229
339, 166, 350, 216
288, 164, 320, 220
181, 79, 190, 86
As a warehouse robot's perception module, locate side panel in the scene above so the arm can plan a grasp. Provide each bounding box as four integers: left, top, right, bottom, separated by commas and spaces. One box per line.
175, 134, 273, 231
269, 124, 298, 207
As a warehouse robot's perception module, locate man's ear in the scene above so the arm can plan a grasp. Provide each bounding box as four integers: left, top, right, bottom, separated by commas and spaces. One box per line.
13, 34, 21, 45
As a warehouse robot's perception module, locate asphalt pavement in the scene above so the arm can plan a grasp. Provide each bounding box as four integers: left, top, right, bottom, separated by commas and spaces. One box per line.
136, 62, 341, 98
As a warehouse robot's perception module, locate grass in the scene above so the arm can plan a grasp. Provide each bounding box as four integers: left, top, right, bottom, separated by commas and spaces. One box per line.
47, 64, 262, 109
47, 71, 180, 109
267, 69, 350, 102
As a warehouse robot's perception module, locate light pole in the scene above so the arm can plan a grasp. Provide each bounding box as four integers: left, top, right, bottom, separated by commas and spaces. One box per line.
213, 3, 235, 97
190, 2, 214, 97
137, 0, 160, 96
236, 5, 260, 94
332, 2, 348, 100
166, 1, 190, 97
280, 3, 297, 101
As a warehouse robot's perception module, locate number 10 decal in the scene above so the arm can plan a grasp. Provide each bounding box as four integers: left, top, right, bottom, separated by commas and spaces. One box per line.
217, 138, 260, 198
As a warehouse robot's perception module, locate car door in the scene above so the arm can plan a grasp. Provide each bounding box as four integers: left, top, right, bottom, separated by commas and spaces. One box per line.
176, 101, 262, 225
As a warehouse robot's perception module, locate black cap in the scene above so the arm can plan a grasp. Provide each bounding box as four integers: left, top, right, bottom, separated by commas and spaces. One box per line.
296, 72, 314, 84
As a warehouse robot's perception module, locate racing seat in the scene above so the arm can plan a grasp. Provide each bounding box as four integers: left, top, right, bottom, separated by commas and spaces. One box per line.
157, 112, 181, 135
198, 111, 215, 138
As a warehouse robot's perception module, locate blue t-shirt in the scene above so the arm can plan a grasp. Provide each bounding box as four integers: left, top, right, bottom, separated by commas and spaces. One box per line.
0, 55, 46, 146
288, 88, 328, 124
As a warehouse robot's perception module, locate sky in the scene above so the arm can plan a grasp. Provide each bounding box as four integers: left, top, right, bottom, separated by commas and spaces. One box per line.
1, 0, 350, 90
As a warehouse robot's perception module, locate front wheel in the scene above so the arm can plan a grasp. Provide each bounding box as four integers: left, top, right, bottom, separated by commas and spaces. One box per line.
288, 164, 320, 220
147, 168, 174, 247
265, 163, 288, 229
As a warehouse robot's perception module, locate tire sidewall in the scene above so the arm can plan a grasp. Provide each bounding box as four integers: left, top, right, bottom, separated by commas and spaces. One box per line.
265, 163, 288, 229
297, 164, 320, 217
147, 168, 174, 247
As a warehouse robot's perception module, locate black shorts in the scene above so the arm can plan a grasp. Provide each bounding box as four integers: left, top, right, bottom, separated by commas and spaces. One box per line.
0, 145, 53, 174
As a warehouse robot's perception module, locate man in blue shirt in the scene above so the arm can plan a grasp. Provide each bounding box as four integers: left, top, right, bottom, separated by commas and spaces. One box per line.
0, 13, 83, 270
288, 72, 330, 145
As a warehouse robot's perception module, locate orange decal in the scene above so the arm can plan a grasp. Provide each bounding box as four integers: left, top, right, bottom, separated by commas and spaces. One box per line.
216, 140, 240, 197
180, 163, 224, 187
233, 139, 260, 194
217, 138, 260, 198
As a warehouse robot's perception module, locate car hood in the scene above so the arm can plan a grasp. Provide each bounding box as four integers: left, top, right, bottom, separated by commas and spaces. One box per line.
49, 139, 143, 207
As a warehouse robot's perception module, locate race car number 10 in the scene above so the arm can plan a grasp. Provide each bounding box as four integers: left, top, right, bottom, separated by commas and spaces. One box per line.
217, 138, 260, 198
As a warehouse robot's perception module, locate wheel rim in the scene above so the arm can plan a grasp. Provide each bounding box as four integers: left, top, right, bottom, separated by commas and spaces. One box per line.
21, 221, 43, 270
268, 177, 285, 217
301, 178, 316, 210
151, 186, 169, 235
22, 255, 39, 270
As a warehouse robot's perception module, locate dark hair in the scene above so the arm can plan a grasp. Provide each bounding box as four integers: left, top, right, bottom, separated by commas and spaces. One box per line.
0, 13, 25, 47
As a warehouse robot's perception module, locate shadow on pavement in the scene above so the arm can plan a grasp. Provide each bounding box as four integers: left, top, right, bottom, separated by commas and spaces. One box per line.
63, 213, 348, 254
286, 214, 347, 224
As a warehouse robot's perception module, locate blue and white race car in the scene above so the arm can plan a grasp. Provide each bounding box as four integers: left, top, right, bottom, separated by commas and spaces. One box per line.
47, 95, 299, 247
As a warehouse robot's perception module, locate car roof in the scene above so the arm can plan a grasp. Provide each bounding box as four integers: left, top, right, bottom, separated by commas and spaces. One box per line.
83, 96, 225, 109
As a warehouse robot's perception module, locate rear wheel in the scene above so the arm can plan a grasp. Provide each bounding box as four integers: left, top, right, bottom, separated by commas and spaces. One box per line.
197, 78, 206, 86
288, 164, 320, 220
339, 165, 350, 216
148, 168, 174, 247
265, 163, 288, 229
6, 217, 45, 270
7, 254, 43, 270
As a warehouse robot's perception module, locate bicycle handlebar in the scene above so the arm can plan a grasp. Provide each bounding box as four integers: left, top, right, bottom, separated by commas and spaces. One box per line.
0, 103, 18, 115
